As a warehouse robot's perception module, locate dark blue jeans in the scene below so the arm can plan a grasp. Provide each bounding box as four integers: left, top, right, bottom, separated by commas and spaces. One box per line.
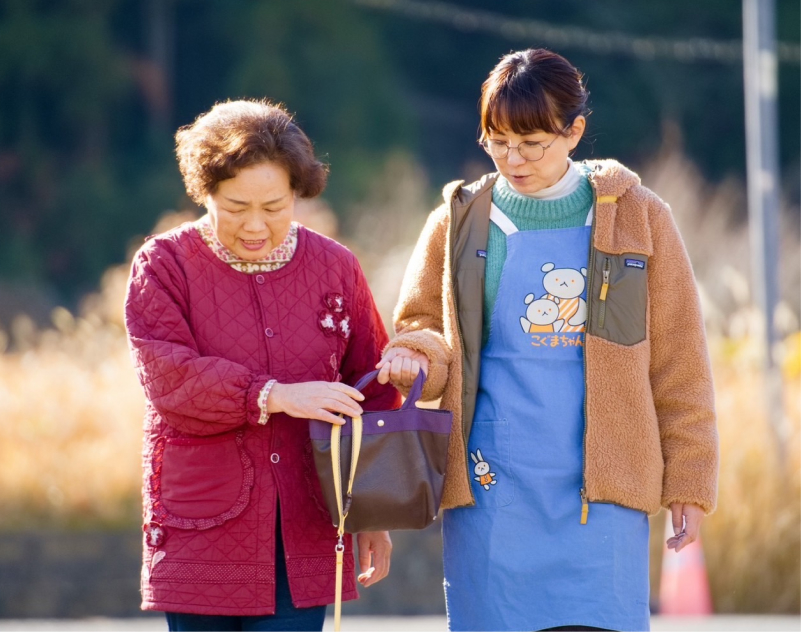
165, 524, 326, 631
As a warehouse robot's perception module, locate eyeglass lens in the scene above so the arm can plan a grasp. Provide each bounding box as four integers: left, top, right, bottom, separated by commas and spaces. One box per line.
485, 141, 546, 161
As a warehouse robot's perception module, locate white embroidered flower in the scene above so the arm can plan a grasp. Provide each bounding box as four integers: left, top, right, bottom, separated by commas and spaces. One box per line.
321, 314, 335, 330
339, 316, 351, 338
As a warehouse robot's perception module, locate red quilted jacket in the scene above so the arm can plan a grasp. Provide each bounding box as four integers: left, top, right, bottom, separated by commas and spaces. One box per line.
124, 222, 400, 615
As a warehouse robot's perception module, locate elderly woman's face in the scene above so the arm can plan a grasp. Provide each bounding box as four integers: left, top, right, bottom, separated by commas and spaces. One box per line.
205, 162, 295, 261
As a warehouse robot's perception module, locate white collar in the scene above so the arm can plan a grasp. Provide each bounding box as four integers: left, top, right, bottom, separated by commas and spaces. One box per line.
517, 158, 582, 201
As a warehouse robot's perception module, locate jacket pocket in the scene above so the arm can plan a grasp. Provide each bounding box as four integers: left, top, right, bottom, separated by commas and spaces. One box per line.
150, 431, 254, 530
588, 252, 648, 345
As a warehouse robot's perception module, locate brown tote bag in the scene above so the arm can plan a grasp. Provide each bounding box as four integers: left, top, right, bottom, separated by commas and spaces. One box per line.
309, 369, 452, 533
309, 369, 452, 630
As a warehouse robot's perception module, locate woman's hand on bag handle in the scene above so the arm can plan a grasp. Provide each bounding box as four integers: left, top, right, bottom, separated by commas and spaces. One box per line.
356, 530, 392, 588
666, 502, 705, 553
267, 381, 364, 425
376, 347, 429, 388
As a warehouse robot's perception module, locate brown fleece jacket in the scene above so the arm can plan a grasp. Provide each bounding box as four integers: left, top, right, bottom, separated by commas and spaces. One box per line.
386, 159, 719, 515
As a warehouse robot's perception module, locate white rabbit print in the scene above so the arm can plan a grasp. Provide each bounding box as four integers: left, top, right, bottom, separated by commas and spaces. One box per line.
471, 449, 497, 491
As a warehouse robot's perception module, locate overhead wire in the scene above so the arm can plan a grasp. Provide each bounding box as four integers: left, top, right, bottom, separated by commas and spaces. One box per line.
351, 0, 800, 65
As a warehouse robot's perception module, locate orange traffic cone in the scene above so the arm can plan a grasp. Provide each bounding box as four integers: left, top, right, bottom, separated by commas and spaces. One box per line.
658, 512, 714, 615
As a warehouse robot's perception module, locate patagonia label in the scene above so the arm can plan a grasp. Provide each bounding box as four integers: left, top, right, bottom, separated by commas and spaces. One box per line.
476, 250, 487, 258
625, 258, 645, 269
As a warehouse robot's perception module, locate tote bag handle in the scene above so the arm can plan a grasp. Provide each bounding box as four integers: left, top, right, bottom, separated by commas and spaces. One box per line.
331, 370, 426, 631
350, 369, 426, 409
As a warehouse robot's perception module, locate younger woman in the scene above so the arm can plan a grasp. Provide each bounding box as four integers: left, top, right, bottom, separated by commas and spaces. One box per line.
378, 49, 718, 631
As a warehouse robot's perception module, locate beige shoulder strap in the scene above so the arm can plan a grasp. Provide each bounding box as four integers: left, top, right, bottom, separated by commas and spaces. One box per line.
331, 416, 363, 632
489, 203, 519, 235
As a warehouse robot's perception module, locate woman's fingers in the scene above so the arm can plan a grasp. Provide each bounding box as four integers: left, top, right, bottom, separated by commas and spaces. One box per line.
375, 347, 399, 369
328, 384, 364, 411
371, 537, 391, 583
376, 362, 392, 384
666, 503, 705, 553
665, 533, 685, 550
399, 356, 412, 385
330, 382, 365, 402
667, 503, 686, 551
317, 384, 364, 417
376, 348, 430, 388
323, 394, 363, 418
317, 410, 346, 426
674, 505, 704, 552
404, 357, 422, 385
387, 354, 421, 387
269, 381, 367, 424
356, 531, 392, 588
404, 357, 419, 384
389, 355, 405, 382
670, 503, 685, 535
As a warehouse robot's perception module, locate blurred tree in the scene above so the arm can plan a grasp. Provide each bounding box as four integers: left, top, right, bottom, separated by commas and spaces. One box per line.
0, 0, 182, 298
0, 0, 797, 302
170, 0, 413, 207
0, 0, 413, 301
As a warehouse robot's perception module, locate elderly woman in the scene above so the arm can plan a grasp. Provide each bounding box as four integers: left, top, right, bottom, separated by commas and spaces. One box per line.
378, 49, 719, 631
125, 99, 399, 632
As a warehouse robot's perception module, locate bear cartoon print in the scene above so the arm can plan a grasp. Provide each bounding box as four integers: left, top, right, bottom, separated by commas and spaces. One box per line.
540, 262, 588, 333
519, 262, 588, 340
520, 294, 564, 333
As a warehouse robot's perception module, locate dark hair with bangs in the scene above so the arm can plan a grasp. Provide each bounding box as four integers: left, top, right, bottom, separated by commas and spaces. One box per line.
175, 99, 328, 205
479, 49, 589, 141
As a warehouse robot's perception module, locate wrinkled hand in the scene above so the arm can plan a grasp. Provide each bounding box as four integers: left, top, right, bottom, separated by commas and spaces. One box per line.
376, 347, 429, 389
666, 503, 705, 553
267, 381, 364, 425
356, 531, 392, 588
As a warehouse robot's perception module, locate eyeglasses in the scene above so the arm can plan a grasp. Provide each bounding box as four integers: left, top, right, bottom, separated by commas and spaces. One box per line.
479, 136, 560, 162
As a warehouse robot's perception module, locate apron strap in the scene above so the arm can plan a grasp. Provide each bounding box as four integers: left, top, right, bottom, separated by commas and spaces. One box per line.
489, 203, 519, 235
492, 202, 594, 230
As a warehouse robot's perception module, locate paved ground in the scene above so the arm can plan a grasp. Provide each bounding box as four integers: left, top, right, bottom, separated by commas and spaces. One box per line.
0, 616, 798, 631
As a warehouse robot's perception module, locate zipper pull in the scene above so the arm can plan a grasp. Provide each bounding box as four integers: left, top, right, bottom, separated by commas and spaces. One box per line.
580, 488, 589, 525
599, 267, 610, 301
598, 259, 611, 330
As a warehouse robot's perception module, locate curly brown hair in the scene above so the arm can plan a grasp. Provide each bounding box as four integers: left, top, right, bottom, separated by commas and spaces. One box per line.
175, 99, 328, 204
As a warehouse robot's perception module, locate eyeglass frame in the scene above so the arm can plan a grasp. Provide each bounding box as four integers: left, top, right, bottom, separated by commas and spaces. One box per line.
478, 132, 565, 162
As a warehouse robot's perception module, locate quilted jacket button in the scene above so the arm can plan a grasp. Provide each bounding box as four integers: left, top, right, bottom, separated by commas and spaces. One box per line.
270, 453, 280, 464
265, 328, 274, 338
255, 275, 265, 284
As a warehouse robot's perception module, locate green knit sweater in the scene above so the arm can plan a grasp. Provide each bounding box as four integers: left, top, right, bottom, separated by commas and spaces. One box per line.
483, 166, 594, 344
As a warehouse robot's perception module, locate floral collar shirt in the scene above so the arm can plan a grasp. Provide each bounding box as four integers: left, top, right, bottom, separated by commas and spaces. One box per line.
194, 215, 298, 274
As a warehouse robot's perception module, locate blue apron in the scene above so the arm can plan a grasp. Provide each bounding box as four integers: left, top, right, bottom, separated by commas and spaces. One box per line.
443, 205, 650, 632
